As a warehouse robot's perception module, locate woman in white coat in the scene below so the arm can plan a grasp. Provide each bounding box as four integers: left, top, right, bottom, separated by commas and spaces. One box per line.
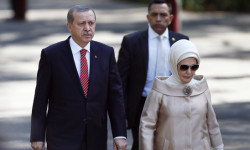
139, 39, 224, 150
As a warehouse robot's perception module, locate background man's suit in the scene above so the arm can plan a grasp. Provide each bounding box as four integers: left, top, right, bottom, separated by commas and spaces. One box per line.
117, 29, 188, 149
30, 37, 127, 150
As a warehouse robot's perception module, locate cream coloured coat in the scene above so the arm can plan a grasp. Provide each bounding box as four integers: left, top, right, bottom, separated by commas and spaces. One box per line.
139, 75, 223, 150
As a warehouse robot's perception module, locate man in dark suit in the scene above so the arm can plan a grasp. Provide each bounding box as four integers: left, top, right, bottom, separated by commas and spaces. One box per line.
30, 5, 127, 150
117, 0, 189, 150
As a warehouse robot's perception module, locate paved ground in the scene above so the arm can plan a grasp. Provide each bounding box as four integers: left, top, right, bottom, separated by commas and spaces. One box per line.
0, 0, 250, 149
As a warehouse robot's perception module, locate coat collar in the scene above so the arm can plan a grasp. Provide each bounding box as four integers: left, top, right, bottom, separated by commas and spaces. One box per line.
168, 30, 177, 46
87, 40, 99, 98
139, 30, 149, 73
152, 75, 208, 97
61, 36, 86, 98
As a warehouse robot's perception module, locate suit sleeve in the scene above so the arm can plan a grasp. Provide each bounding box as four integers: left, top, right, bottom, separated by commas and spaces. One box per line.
117, 36, 131, 115
139, 89, 162, 150
107, 49, 127, 138
30, 50, 51, 142
205, 89, 223, 148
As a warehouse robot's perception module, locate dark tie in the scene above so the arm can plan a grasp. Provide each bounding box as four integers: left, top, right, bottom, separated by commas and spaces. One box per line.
80, 49, 88, 98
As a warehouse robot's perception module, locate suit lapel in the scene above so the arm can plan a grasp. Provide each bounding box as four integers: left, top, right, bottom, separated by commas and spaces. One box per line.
61, 37, 85, 98
87, 41, 98, 98
140, 30, 149, 73
168, 31, 177, 76
169, 31, 176, 46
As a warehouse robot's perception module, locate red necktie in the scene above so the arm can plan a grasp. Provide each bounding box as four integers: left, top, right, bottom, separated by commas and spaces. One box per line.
80, 49, 88, 98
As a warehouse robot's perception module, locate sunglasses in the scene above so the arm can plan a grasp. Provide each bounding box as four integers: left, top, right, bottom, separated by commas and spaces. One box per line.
179, 64, 199, 71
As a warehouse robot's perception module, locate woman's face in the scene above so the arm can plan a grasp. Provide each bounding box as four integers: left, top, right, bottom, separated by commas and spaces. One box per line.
177, 57, 199, 84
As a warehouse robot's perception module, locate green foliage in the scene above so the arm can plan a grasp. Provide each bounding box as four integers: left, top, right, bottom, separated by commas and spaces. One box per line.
125, 0, 149, 4
121, 0, 250, 12
182, 0, 250, 12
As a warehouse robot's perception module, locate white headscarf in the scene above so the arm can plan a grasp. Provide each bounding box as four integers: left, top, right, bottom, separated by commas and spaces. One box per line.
167, 39, 200, 85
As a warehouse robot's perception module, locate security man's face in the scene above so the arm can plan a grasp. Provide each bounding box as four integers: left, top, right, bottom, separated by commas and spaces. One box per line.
147, 3, 173, 35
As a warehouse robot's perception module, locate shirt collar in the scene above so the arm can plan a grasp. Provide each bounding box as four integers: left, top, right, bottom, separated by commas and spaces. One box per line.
148, 24, 169, 40
69, 37, 91, 55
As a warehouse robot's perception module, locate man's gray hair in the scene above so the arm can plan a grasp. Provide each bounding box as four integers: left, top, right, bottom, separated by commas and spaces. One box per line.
67, 5, 96, 25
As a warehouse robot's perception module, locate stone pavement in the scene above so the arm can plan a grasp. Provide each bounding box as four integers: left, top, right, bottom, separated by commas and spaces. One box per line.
0, 0, 250, 149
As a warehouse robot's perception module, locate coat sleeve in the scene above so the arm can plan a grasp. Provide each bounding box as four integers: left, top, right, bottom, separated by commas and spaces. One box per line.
205, 89, 223, 148
30, 49, 51, 142
139, 89, 162, 150
107, 49, 127, 138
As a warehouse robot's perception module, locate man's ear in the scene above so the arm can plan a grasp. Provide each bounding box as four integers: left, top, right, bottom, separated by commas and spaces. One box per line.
169, 14, 174, 24
146, 14, 149, 22
66, 23, 71, 32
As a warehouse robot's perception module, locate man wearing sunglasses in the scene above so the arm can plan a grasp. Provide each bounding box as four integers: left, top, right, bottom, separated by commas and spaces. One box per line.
117, 0, 189, 149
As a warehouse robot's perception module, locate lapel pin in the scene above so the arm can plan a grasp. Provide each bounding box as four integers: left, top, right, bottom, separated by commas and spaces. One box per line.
172, 37, 175, 41
95, 55, 98, 59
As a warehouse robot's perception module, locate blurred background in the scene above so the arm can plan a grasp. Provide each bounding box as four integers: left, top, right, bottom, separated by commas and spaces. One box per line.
0, 0, 250, 149
131, 0, 250, 12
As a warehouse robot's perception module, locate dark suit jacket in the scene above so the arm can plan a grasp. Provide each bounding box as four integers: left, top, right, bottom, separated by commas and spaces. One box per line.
117, 29, 189, 128
30, 37, 127, 150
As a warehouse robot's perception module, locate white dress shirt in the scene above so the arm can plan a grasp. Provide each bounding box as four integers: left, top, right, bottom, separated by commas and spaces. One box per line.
142, 25, 171, 97
69, 37, 90, 77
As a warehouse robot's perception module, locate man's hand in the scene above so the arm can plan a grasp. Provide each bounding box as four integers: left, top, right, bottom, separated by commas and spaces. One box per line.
31, 141, 45, 150
113, 138, 127, 150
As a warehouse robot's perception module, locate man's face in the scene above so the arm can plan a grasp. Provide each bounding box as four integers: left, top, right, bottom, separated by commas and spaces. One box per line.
147, 3, 173, 35
67, 10, 96, 48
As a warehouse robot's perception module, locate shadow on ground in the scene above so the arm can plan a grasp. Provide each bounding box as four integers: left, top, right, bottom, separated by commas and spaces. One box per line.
214, 102, 250, 150
0, 116, 31, 150
203, 49, 250, 60
0, 102, 249, 150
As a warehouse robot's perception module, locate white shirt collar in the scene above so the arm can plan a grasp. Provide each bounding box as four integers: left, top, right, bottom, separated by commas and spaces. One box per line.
148, 24, 169, 40
69, 37, 91, 54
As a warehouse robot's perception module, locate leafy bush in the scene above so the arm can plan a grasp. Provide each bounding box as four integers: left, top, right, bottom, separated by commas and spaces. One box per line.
182, 0, 250, 12
121, 0, 250, 12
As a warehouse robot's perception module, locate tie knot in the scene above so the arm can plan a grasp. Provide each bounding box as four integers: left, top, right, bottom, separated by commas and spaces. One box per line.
80, 49, 87, 56
158, 35, 164, 41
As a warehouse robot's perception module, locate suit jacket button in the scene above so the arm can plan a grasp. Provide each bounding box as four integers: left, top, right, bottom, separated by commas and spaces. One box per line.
83, 119, 87, 124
